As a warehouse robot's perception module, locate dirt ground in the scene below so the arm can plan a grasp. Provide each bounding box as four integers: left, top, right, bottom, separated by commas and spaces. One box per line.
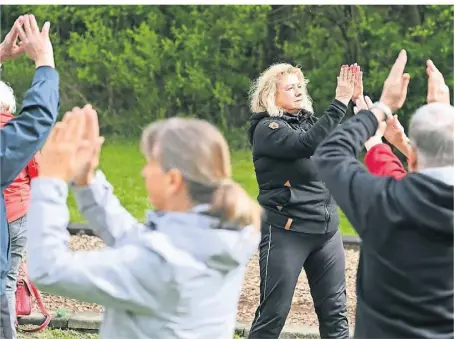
30, 235, 359, 329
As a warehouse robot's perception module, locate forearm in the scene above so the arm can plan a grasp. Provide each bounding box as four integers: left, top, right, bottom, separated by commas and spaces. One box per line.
300, 99, 348, 150
392, 141, 412, 158
27, 177, 158, 312
0, 66, 59, 188
71, 171, 143, 246
27, 177, 72, 286
312, 110, 386, 236
364, 136, 383, 151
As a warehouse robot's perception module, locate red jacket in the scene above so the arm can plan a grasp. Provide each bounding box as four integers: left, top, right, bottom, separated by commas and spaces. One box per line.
364, 143, 407, 180
0, 112, 40, 223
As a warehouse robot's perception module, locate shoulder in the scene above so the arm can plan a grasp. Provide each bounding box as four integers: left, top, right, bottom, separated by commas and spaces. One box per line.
256, 117, 291, 134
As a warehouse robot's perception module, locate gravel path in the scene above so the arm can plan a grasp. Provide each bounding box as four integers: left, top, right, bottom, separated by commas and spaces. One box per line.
29, 235, 359, 328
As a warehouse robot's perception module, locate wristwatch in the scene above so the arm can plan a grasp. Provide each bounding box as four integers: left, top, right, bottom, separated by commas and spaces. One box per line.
371, 102, 393, 120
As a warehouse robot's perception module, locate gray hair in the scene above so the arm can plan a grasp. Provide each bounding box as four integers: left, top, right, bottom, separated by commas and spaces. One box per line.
0, 81, 16, 114
409, 103, 454, 169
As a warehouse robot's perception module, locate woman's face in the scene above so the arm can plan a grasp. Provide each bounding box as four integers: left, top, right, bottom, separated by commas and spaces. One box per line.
275, 73, 305, 114
141, 158, 187, 211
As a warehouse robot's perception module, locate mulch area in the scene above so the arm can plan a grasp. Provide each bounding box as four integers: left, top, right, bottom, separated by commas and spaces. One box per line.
29, 235, 359, 328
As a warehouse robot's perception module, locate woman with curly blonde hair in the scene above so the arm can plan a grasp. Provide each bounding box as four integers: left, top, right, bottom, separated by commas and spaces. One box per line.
247, 63, 361, 339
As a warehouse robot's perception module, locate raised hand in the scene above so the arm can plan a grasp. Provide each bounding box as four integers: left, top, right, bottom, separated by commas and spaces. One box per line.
383, 115, 406, 145
72, 105, 105, 186
426, 60, 450, 105
379, 50, 411, 113
0, 16, 26, 63
352, 64, 363, 102
354, 95, 373, 114
16, 14, 54, 68
335, 65, 356, 106
39, 109, 86, 181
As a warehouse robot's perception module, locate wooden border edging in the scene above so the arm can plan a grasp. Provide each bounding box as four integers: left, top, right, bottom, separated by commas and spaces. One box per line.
18, 312, 355, 338
68, 223, 361, 247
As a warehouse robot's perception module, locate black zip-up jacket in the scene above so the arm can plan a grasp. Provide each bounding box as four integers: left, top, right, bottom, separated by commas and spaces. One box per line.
247, 99, 348, 234
313, 110, 454, 339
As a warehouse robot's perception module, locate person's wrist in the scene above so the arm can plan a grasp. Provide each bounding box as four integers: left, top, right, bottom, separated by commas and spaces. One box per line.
335, 96, 350, 107
38, 172, 69, 182
35, 55, 55, 69
370, 107, 387, 124
73, 173, 94, 186
365, 136, 383, 151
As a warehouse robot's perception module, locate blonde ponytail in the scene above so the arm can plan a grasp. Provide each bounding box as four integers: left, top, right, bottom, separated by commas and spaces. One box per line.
210, 180, 261, 232
141, 117, 262, 232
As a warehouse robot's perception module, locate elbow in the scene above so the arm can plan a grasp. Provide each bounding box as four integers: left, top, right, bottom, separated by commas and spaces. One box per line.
27, 256, 62, 291
28, 261, 52, 288
312, 147, 325, 165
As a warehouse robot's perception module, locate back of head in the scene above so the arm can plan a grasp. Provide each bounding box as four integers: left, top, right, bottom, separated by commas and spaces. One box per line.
249, 63, 313, 116
141, 117, 261, 230
409, 103, 454, 169
0, 81, 16, 114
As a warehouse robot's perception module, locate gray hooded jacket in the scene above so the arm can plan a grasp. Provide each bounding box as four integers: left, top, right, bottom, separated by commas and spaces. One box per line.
26, 171, 260, 339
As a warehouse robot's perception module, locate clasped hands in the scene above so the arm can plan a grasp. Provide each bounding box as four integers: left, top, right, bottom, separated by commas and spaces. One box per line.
39, 105, 104, 186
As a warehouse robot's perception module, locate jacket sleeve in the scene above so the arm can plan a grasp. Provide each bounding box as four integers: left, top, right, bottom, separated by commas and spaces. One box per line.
27, 151, 40, 179
253, 99, 347, 159
27, 177, 173, 313
312, 110, 401, 238
0, 66, 59, 191
364, 144, 408, 180
71, 171, 145, 247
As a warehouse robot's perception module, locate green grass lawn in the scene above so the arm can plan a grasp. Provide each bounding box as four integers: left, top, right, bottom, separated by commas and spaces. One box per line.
18, 329, 98, 339
18, 329, 243, 339
68, 141, 356, 236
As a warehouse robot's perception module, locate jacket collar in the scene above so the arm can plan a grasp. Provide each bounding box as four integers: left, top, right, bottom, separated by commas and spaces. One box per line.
419, 166, 454, 186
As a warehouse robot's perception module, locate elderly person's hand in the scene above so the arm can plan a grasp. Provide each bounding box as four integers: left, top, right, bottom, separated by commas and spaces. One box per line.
359, 95, 388, 150
335, 65, 356, 106
0, 16, 25, 63
384, 115, 406, 145
378, 50, 411, 113
16, 14, 55, 68
426, 60, 450, 105
352, 64, 363, 102
383, 115, 412, 158
354, 94, 373, 114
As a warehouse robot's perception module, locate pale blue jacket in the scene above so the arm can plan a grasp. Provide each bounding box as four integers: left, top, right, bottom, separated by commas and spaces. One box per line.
26, 171, 260, 339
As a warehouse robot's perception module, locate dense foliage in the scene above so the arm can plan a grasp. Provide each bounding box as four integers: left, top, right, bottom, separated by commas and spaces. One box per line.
1, 5, 453, 148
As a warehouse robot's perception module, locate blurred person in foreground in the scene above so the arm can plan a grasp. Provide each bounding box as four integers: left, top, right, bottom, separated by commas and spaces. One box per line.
313, 50, 453, 339
25, 106, 261, 339
0, 14, 59, 339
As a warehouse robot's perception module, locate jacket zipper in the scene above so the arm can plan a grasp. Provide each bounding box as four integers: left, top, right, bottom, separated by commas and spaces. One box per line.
324, 186, 330, 233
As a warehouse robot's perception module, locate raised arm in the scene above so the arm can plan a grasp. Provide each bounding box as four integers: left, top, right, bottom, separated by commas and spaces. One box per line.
0, 15, 59, 189
313, 50, 411, 237
355, 89, 408, 180
312, 110, 394, 237
27, 177, 170, 313
253, 99, 348, 159
71, 170, 144, 246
